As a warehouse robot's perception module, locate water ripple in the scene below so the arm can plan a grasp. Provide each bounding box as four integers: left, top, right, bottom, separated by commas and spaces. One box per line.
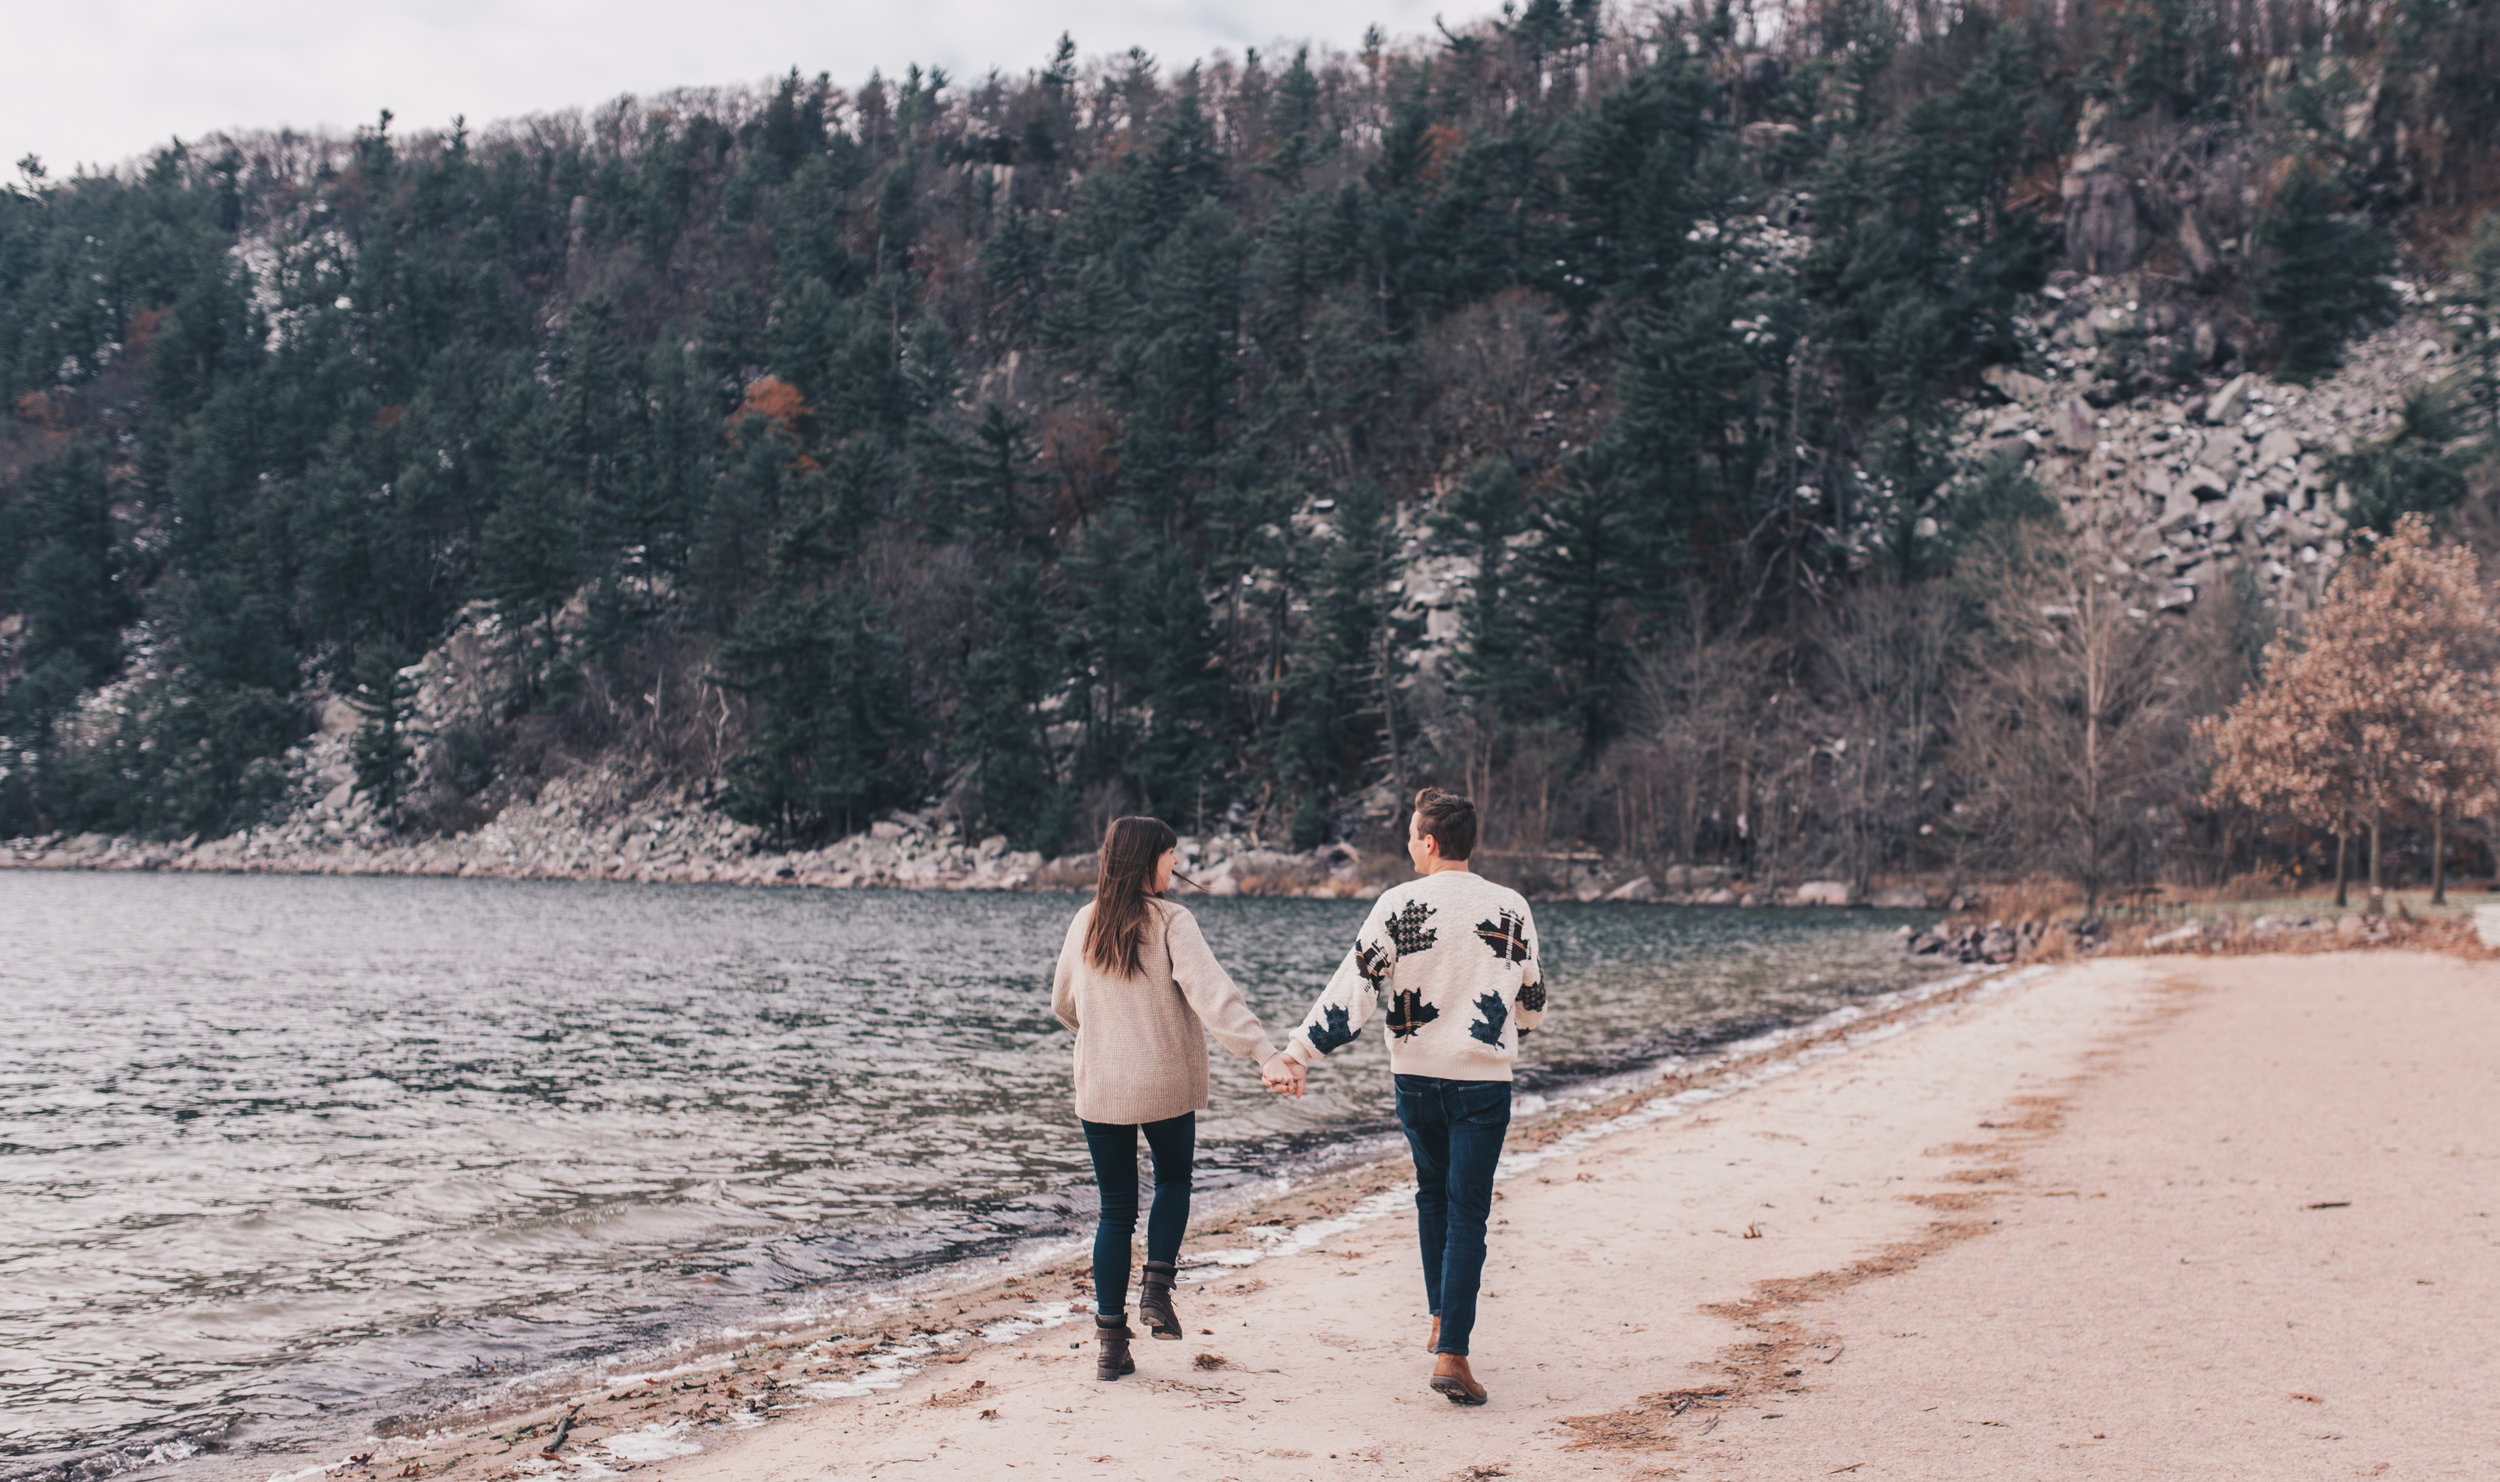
0, 871, 1941, 1475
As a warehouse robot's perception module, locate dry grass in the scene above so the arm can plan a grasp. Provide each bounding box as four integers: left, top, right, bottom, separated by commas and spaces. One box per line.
2085, 912, 2493, 960
1979, 876, 2084, 923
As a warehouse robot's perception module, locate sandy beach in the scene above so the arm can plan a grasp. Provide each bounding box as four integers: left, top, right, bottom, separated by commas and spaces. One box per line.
559, 949, 2489, 1482
298, 947, 2496, 1482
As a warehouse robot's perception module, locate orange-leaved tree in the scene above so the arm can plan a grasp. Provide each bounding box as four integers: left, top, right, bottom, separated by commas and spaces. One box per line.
2203, 515, 2500, 914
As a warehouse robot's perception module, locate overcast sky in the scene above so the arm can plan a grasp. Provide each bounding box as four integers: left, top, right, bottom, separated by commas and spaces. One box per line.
9, 1, 1483, 177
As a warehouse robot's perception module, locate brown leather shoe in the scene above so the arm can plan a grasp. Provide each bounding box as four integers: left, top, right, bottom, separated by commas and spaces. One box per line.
1430, 1353, 1488, 1405
1426, 1315, 1440, 1351
1094, 1314, 1136, 1380
1138, 1261, 1182, 1340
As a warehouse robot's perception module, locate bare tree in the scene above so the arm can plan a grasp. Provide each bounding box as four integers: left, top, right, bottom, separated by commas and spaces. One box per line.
1633, 599, 1777, 868
1806, 579, 1955, 891
1951, 522, 2199, 909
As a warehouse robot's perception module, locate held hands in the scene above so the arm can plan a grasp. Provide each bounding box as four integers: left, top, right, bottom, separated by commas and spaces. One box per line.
1260, 1052, 1306, 1099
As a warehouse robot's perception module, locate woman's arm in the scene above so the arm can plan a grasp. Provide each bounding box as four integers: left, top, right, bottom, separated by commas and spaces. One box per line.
1050, 908, 1087, 1032
1164, 906, 1280, 1065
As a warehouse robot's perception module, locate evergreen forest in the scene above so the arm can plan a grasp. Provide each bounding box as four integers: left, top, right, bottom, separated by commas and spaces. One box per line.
8, 0, 2500, 890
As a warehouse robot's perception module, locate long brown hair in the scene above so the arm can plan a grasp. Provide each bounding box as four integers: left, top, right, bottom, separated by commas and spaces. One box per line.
1084, 815, 1178, 976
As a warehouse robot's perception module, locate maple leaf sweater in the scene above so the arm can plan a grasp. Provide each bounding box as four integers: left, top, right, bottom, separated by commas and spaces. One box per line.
1282, 870, 1546, 1082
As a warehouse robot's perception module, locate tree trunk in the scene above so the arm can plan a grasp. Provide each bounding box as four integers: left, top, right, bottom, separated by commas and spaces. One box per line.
1376, 637, 1407, 807
2431, 805, 2448, 906
2083, 625, 2103, 913
2367, 806, 2385, 918
2333, 830, 2348, 909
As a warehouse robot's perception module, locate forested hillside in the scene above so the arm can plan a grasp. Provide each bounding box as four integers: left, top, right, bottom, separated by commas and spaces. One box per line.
6, 1, 2500, 892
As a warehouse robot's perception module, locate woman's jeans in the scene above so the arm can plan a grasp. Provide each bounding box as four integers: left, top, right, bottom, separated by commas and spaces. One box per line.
1080, 1112, 1196, 1317
1394, 1074, 1512, 1357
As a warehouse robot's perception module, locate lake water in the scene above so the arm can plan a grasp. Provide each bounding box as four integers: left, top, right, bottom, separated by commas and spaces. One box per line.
0, 871, 1945, 1478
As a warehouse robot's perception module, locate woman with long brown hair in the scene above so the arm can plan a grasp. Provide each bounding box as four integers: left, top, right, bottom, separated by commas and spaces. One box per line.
1049, 815, 1304, 1381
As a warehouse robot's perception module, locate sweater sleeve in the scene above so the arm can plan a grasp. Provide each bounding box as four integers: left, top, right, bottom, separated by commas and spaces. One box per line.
1284, 894, 1396, 1066
1163, 905, 1280, 1066
1514, 899, 1547, 1038
1050, 908, 1086, 1032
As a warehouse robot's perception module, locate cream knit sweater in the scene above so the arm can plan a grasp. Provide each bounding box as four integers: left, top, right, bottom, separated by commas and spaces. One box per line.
1282, 869, 1545, 1081
1050, 898, 1281, 1125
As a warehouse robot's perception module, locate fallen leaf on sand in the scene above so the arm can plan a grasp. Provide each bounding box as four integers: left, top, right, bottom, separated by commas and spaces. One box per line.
1194, 1353, 1230, 1370
2290, 1392, 2324, 1403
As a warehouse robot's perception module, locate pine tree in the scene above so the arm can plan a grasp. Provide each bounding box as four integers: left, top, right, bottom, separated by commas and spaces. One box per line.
348, 641, 423, 826
980, 207, 1050, 344
1128, 540, 1227, 824
1553, 38, 1714, 304
477, 436, 583, 707
2252, 158, 2397, 382
2451, 208, 2500, 437
716, 578, 921, 840
919, 401, 1042, 546
958, 561, 1068, 850
1110, 198, 1249, 510
2334, 385, 2473, 534
1277, 478, 1417, 845
1060, 505, 1226, 820
5, 444, 127, 700
1430, 458, 1536, 716
1258, 49, 1331, 185
1522, 459, 1648, 754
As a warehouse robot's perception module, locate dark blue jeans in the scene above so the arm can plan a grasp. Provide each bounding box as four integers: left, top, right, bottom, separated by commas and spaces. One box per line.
1080, 1112, 1195, 1318
1394, 1074, 1511, 1357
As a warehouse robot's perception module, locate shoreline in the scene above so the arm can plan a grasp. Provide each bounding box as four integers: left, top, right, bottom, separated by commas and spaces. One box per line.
0, 793, 1881, 905
14, 830, 2489, 929
117, 954, 2010, 1469
46, 921, 2492, 1482
146, 961, 2018, 1482
0, 841, 1767, 906
195, 946, 2497, 1482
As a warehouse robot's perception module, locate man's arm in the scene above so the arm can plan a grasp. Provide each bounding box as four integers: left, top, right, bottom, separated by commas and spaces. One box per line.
1283, 898, 1397, 1067
1514, 899, 1546, 1038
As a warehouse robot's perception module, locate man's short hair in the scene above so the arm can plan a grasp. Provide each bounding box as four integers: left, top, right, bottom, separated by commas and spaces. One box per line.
1413, 786, 1477, 861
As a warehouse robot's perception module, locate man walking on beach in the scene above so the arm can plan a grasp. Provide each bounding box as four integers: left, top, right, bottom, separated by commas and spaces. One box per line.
1268, 787, 1545, 1405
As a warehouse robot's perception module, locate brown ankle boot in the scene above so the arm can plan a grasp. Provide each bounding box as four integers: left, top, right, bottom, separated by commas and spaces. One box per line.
1430, 1353, 1489, 1406
1094, 1313, 1136, 1380
1138, 1261, 1181, 1340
